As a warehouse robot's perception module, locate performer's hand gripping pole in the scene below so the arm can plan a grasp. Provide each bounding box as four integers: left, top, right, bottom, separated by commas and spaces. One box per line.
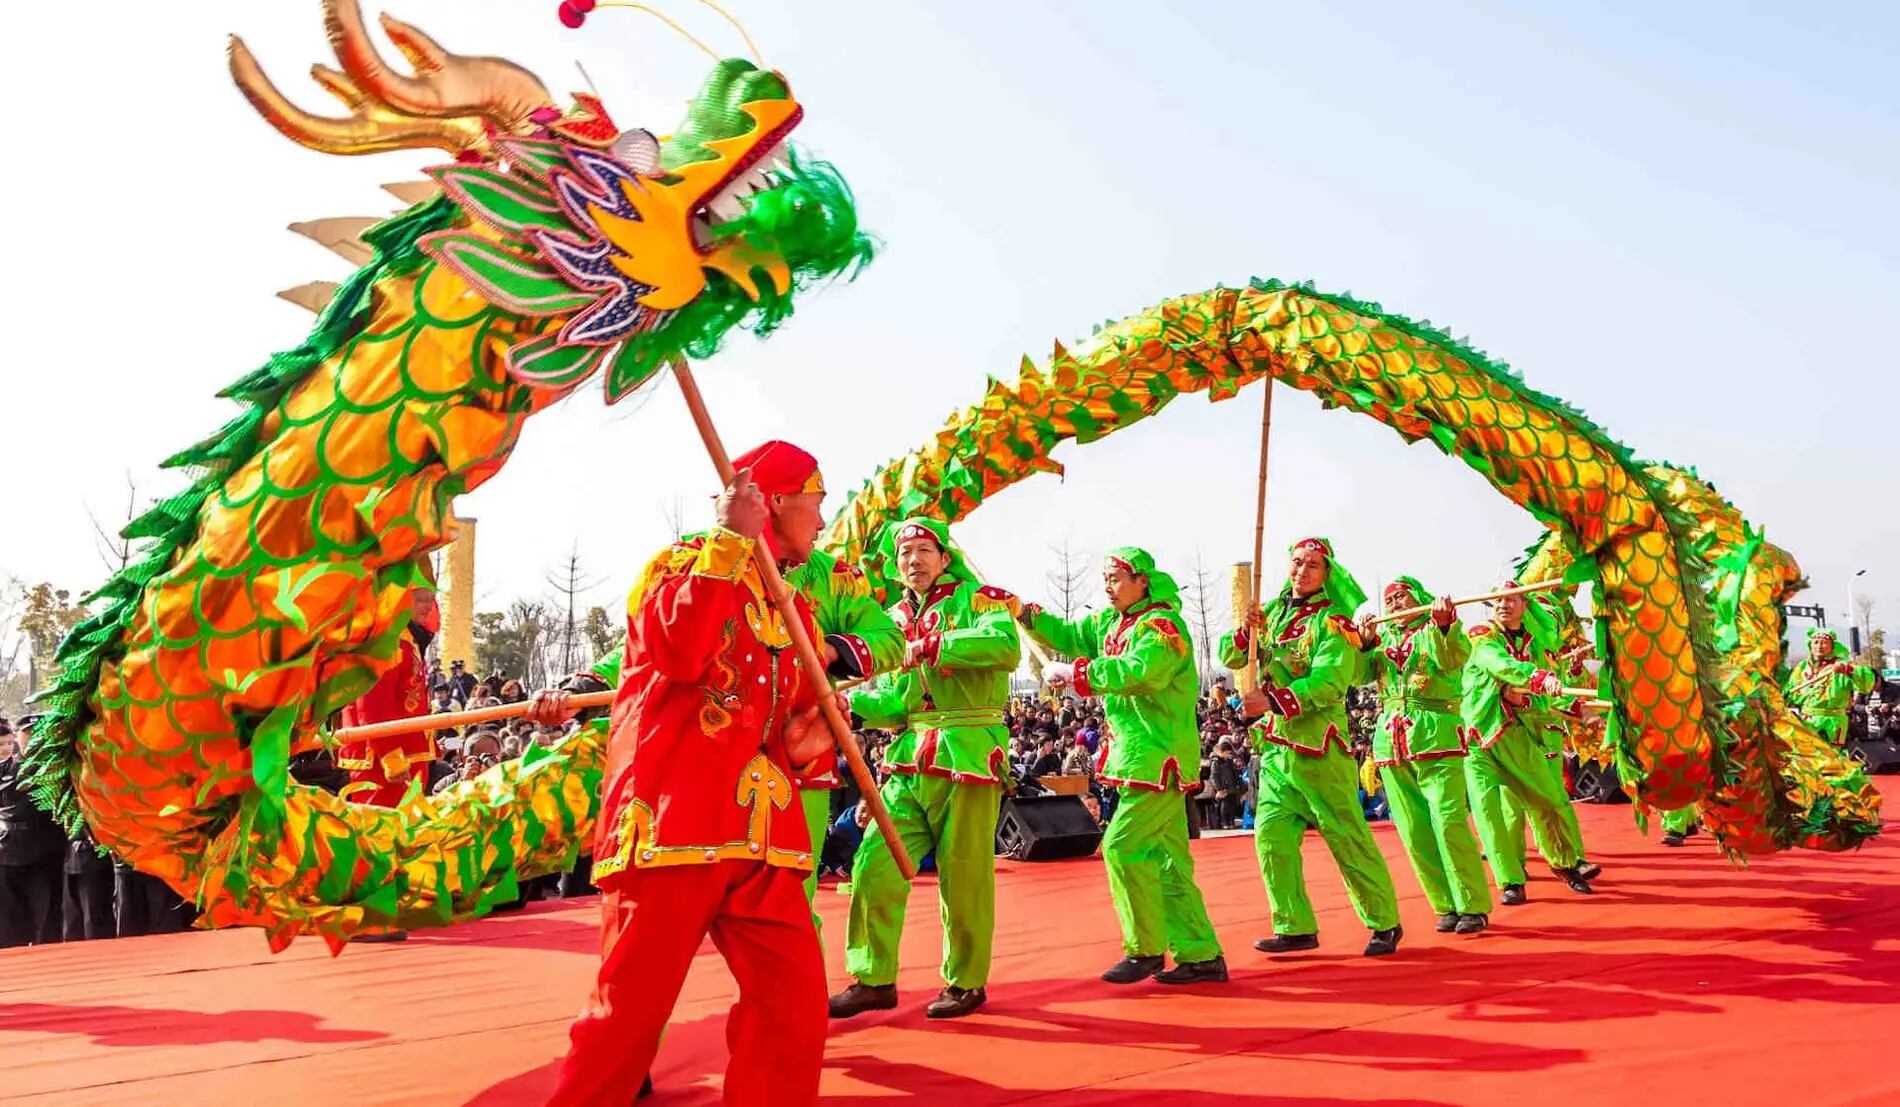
1368, 578, 1568, 627
671, 359, 916, 880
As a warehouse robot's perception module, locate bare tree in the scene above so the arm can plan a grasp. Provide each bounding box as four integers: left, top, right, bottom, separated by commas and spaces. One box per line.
659, 495, 687, 540
1182, 551, 1224, 675
1853, 595, 1877, 641
1044, 538, 1087, 625
86, 473, 140, 574
547, 546, 603, 678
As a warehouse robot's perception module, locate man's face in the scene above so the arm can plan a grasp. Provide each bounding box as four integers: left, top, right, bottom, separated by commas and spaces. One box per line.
1288, 548, 1330, 598
0, 739, 16, 759
1495, 593, 1526, 628
411, 589, 438, 624
1384, 586, 1419, 614
1103, 564, 1147, 613
897, 536, 953, 594
769, 490, 826, 566
1813, 634, 1835, 659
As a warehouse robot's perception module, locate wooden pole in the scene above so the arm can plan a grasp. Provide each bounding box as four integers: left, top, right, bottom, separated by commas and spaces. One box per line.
329, 677, 873, 744
1246, 381, 1275, 687
1369, 577, 1567, 627
670, 360, 915, 879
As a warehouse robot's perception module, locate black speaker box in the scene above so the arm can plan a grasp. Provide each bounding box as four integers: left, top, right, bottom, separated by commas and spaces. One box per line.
996, 795, 1102, 861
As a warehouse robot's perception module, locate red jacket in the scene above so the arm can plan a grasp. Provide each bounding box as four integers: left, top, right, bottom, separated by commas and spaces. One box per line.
335, 629, 436, 785
592, 529, 829, 883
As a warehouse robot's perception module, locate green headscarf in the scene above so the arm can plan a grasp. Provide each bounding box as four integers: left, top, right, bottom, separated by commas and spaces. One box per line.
1806, 626, 1844, 661
880, 516, 973, 587
1280, 537, 1367, 615
1494, 578, 1561, 653
1383, 575, 1434, 621
1105, 547, 1180, 609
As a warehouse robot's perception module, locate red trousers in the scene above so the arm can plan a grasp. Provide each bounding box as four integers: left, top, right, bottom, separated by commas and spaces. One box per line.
547, 861, 826, 1107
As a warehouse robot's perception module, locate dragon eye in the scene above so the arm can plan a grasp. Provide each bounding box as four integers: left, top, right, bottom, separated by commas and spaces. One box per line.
610, 129, 661, 174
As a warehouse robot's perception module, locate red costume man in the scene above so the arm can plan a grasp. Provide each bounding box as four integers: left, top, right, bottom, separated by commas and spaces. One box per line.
548, 450, 839, 1107
335, 588, 439, 807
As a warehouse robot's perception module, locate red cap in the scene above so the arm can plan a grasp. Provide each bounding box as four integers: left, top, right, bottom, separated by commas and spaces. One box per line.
731, 440, 825, 497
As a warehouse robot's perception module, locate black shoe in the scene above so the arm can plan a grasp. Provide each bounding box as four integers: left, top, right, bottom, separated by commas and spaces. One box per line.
925, 985, 987, 1019
638, 1074, 654, 1100
1364, 926, 1403, 957
1253, 932, 1320, 954
828, 982, 898, 1019
1683, 824, 1700, 838
1500, 884, 1528, 906
1575, 860, 1603, 881
1660, 831, 1686, 847
356, 929, 408, 943
1434, 912, 1460, 933
1557, 867, 1594, 895
1101, 955, 1165, 984
1154, 956, 1229, 985
1454, 913, 1489, 935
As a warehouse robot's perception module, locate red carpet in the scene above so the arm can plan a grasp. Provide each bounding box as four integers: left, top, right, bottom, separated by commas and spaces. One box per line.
3, 780, 1895, 1106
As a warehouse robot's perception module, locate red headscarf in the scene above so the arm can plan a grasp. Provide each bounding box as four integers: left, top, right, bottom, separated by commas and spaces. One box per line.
731, 440, 825, 497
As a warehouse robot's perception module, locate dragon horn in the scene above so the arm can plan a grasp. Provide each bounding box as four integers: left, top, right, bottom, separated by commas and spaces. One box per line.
323, 0, 553, 132
228, 35, 487, 156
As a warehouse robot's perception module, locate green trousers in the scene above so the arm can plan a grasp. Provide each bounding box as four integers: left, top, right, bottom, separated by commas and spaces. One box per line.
1380, 759, 1492, 916
1498, 752, 1586, 868
1103, 786, 1222, 962
845, 771, 1000, 989
1466, 733, 1583, 887
1253, 744, 1400, 935
1660, 806, 1697, 834
802, 786, 831, 934
1804, 712, 1848, 745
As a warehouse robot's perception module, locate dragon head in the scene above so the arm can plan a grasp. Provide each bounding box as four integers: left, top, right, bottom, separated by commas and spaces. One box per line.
230, 1, 873, 401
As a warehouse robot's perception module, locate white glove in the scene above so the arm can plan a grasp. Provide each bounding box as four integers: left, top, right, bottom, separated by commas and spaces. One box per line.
1042, 661, 1075, 690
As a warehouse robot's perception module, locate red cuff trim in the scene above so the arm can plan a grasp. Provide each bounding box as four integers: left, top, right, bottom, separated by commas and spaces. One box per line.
1233, 627, 1252, 653
838, 633, 874, 678
1072, 656, 1095, 698
1530, 669, 1559, 696
1269, 685, 1302, 718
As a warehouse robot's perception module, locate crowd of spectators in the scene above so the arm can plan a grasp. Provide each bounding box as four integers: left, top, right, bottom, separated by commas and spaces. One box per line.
1849, 687, 1897, 744
1, 717, 197, 949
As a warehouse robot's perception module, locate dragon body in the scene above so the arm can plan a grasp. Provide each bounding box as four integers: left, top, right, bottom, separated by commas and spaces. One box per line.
24, 1, 871, 950
825, 281, 1880, 855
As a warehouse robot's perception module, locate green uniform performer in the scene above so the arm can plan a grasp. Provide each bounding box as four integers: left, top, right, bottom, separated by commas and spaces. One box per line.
1359, 577, 1492, 933
830, 517, 1020, 1021
784, 548, 906, 904
1784, 628, 1875, 746
1030, 548, 1227, 985
1219, 537, 1403, 958
1461, 584, 1594, 903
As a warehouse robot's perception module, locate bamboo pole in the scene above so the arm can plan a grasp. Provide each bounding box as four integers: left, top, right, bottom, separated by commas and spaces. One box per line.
1369, 577, 1566, 627
329, 677, 874, 744
1246, 381, 1275, 687
671, 360, 915, 879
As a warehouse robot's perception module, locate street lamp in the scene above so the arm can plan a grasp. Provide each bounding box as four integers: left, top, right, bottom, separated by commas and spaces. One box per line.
1848, 569, 1869, 654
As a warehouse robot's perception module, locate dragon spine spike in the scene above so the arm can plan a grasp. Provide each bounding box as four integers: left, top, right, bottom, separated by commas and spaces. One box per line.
289, 218, 380, 266
277, 281, 341, 313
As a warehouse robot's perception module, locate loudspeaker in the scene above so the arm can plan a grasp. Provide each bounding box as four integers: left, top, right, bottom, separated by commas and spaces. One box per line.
1849, 737, 1900, 774
996, 795, 1102, 861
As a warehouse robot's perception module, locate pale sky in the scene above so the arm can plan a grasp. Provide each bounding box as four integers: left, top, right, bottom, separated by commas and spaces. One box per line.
2, 1, 1895, 658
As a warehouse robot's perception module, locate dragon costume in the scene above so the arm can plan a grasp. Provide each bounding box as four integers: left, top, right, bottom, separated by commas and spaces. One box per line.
21, 1, 873, 951
826, 283, 1880, 858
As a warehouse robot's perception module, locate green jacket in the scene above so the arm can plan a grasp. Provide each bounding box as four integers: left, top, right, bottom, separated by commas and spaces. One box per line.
1362, 616, 1471, 765
1218, 594, 1360, 756
1026, 602, 1198, 791
1460, 621, 1564, 751
1784, 654, 1875, 720
850, 578, 1021, 784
